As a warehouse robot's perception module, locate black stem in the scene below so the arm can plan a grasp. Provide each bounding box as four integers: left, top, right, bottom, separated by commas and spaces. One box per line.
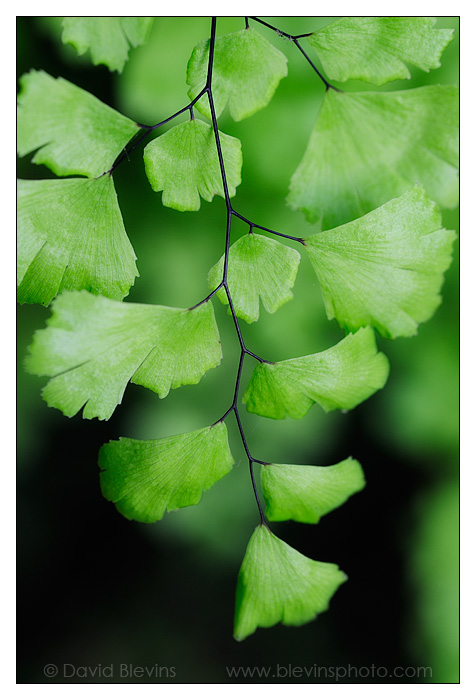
188, 282, 223, 311
213, 348, 266, 526
224, 284, 246, 352
249, 15, 295, 39
204, 17, 269, 522
108, 88, 208, 175
106, 129, 147, 175
249, 16, 340, 91
205, 21, 230, 208
232, 210, 305, 244
249, 459, 266, 525
294, 39, 341, 92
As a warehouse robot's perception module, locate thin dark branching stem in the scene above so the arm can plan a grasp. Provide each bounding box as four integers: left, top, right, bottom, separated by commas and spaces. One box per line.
232, 210, 305, 244
138, 89, 207, 130
248, 16, 340, 92
108, 88, 208, 175
222, 208, 233, 280
249, 16, 295, 39
205, 23, 230, 208
222, 284, 270, 364
248, 459, 267, 525
212, 347, 266, 526
188, 282, 224, 311
204, 17, 270, 522
223, 284, 246, 351
233, 350, 246, 405
293, 39, 341, 92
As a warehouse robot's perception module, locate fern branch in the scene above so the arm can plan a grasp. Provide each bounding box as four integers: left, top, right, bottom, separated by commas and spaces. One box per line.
98, 16, 309, 521
203, 16, 272, 522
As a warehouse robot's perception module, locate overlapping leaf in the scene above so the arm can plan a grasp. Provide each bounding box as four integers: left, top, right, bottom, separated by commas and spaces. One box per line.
243, 327, 389, 420
234, 525, 347, 641
17, 70, 139, 177
308, 17, 453, 85
261, 458, 365, 524
99, 422, 234, 523
208, 233, 301, 323
144, 119, 242, 211
62, 17, 154, 72
186, 27, 288, 121
17, 177, 138, 306
305, 187, 456, 339
287, 86, 459, 229
25, 291, 222, 420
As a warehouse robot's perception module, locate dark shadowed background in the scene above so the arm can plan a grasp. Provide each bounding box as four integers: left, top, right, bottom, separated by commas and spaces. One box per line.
17, 16, 459, 684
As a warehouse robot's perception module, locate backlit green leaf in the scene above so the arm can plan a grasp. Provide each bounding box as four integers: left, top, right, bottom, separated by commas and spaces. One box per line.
261, 458, 365, 524
308, 17, 453, 85
208, 233, 301, 323
144, 119, 242, 211
234, 525, 347, 641
62, 17, 154, 72
99, 422, 234, 523
243, 327, 389, 420
306, 187, 456, 339
287, 86, 459, 229
25, 291, 222, 420
17, 70, 139, 177
17, 177, 138, 305
186, 27, 288, 121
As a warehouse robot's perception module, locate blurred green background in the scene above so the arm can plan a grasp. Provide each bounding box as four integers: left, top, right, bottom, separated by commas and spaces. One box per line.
17, 17, 459, 684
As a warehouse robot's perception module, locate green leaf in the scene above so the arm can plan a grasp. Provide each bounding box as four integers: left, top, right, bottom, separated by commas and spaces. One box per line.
144, 119, 242, 211
287, 86, 459, 229
306, 187, 456, 339
25, 291, 222, 420
261, 458, 365, 524
208, 233, 301, 323
17, 177, 138, 306
243, 326, 389, 420
62, 17, 154, 72
99, 422, 234, 523
234, 525, 347, 641
308, 17, 453, 85
186, 27, 288, 121
17, 70, 139, 177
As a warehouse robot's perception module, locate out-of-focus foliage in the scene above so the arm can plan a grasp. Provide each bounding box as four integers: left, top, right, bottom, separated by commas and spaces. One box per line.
406, 481, 459, 683
62, 17, 154, 72
287, 86, 459, 228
